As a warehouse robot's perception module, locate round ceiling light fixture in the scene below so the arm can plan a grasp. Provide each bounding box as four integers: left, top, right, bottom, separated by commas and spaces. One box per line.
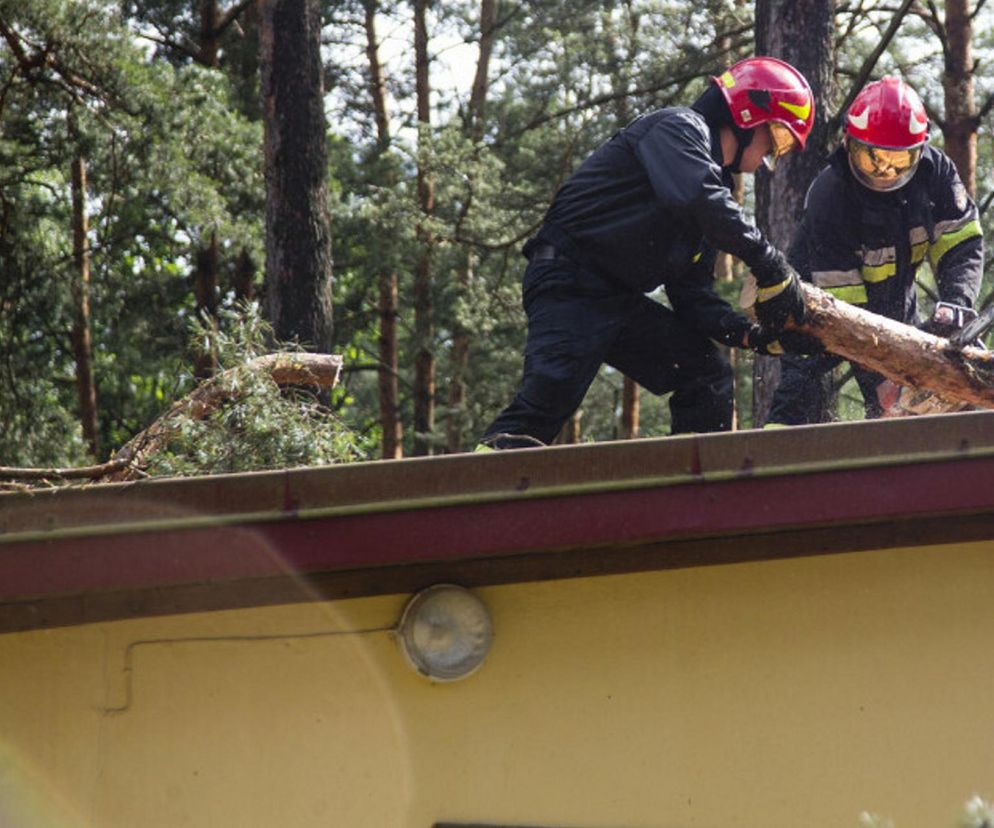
396, 584, 493, 681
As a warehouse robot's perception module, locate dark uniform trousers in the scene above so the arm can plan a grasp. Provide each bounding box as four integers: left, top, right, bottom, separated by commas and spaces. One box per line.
769, 352, 885, 425
482, 255, 734, 448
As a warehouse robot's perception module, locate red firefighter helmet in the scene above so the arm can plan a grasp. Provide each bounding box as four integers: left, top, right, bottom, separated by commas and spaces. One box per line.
712, 56, 815, 150
845, 76, 929, 191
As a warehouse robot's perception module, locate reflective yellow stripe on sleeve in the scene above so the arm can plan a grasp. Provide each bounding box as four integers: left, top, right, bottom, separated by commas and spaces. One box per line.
928, 219, 982, 268
756, 278, 790, 302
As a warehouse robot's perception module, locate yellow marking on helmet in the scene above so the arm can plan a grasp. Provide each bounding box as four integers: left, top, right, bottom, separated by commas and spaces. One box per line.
692, 251, 703, 263
778, 98, 811, 120
720, 71, 735, 88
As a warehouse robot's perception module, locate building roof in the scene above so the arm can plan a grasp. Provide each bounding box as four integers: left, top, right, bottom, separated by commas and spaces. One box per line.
3, 411, 994, 633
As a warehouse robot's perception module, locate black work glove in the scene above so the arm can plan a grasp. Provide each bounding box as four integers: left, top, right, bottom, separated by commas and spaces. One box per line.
920, 302, 977, 338
751, 250, 807, 333
746, 325, 824, 356
746, 325, 784, 355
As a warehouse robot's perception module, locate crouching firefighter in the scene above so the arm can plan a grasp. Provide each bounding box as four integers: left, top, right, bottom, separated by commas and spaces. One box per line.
478, 57, 816, 450
767, 76, 984, 425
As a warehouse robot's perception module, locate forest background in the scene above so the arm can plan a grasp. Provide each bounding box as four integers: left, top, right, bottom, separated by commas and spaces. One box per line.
1, 0, 993, 473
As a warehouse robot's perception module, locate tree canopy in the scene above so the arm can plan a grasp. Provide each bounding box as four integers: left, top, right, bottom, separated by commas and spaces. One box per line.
1, 0, 993, 474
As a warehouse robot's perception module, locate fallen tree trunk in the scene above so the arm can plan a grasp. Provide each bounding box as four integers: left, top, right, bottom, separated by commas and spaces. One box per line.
793, 283, 994, 408
0, 352, 343, 486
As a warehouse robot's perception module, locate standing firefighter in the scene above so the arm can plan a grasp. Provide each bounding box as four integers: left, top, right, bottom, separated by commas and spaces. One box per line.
478, 57, 815, 450
767, 76, 984, 425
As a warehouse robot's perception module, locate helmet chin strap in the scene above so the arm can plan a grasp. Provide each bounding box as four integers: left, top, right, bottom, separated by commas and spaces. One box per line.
728, 124, 755, 173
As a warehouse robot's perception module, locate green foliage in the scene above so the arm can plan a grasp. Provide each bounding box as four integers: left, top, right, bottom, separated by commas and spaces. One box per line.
3, 0, 994, 463
144, 305, 367, 477
859, 794, 994, 828
961, 796, 994, 828
0, 0, 264, 465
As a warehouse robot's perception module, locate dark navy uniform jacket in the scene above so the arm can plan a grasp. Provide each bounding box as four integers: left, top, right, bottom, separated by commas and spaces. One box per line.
789, 145, 983, 323
528, 107, 779, 347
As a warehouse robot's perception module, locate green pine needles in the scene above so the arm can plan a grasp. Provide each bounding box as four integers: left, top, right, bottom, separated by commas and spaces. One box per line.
144, 304, 365, 477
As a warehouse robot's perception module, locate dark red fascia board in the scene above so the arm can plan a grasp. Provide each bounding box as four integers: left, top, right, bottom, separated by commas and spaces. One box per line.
1, 450, 993, 605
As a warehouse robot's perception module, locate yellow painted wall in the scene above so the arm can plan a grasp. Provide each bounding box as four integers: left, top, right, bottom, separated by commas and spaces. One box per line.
3, 540, 994, 828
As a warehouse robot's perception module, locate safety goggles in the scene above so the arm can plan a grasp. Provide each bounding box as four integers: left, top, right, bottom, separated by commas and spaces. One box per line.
763, 122, 798, 170
847, 139, 922, 191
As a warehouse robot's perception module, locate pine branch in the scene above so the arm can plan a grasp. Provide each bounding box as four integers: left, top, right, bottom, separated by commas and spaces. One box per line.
0, 353, 343, 485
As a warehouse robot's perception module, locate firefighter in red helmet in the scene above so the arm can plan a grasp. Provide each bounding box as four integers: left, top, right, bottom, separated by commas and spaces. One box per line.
844, 76, 929, 192
478, 57, 817, 450
768, 76, 984, 425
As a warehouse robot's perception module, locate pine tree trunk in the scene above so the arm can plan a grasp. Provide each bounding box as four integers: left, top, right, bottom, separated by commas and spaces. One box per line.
941, 0, 977, 196
753, 0, 836, 426
233, 248, 256, 304
468, 0, 495, 133
379, 272, 403, 458
199, 0, 220, 67
364, 0, 391, 143
557, 411, 582, 444
70, 149, 100, 460
445, 0, 497, 454
259, 0, 334, 353
364, 0, 403, 458
622, 377, 639, 438
193, 232, 219, 380
412, 0, 435, 455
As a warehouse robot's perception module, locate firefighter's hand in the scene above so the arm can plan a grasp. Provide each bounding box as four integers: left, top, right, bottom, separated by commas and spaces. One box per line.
745, 325, 784, 355
746, 325, 823, 356
751, 251, 806, 332
921, 302, 977, 338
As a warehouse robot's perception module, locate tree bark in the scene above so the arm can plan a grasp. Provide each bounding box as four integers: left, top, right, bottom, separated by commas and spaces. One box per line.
259, 0, 334, 353
940, 0, 977, 196
379, 271, 403, 458
364, 0, 391, 144
363, 0, 403, 459
412, 0, 435, 455
622, 377, 639, 438
556, 410, 582, 444
70, 148, 100, 460
794, 284, 994, 409
446, 0, 497, 453
193, 231, 219, 380
753, 0, 836, 426
467, 0, 495, 137
199, 0, 221, 67
233, 248, 256, 304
